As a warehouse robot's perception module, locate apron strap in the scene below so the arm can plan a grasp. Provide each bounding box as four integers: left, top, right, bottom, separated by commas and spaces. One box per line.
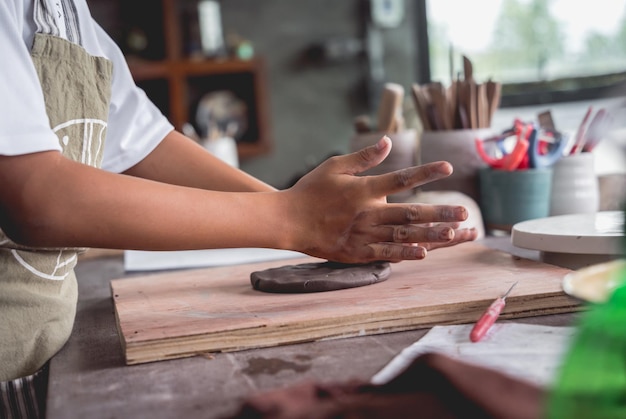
33, 0, 82, 45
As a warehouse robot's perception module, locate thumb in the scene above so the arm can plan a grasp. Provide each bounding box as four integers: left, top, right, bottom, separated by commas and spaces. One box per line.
341, 136, 392, 175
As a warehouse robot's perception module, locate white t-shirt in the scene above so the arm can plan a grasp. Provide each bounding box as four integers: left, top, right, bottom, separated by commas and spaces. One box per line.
0, 0, 173, 173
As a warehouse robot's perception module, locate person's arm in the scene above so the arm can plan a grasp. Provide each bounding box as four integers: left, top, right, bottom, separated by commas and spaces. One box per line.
0, 136, 475, 263
122, 130, 275, 192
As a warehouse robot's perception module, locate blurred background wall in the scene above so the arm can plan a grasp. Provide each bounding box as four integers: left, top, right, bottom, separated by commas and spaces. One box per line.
219, 0, 418, 188
88, 0, 419, 188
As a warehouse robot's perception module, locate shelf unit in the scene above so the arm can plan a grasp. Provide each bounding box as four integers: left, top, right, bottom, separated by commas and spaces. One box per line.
95, 0, 272, 160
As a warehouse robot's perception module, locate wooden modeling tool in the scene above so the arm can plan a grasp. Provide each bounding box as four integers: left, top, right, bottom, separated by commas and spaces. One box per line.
426, 82, 452, 130
411, 84, 432, 131
377, 83, 405, 133
461, 55, 477, 128
462, 55, 474, 82
410, 55, 501, 130
353, 115, 372, 133
476, 83, 488, 128
485, 80, 502, 126
537, 110, 556, 131
458, 80, 476, 129
446, 81, 458, 128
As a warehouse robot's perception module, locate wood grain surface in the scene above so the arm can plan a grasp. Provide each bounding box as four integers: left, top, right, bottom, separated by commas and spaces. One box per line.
111, 243, 581, 365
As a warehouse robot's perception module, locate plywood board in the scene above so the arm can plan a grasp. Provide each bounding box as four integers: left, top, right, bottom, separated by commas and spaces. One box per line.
111, 243, 581, 365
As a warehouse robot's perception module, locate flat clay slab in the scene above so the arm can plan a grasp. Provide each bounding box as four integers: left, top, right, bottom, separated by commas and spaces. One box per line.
250, 261, 391, 293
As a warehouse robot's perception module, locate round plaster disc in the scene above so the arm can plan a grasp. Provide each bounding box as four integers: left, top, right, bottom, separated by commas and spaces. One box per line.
250, 261, 391, 293
511, 211, 623, 255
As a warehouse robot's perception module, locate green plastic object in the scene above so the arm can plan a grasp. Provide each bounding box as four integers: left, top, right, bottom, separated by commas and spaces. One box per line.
547, 208, 626, 418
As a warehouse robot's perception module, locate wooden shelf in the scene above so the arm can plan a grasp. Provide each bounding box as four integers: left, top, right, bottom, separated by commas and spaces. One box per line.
98, 0, 272, 160
127, 57, 264, 81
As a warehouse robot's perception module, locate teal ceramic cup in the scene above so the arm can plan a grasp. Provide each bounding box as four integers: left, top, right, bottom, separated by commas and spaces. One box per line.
479, 167, 553, 231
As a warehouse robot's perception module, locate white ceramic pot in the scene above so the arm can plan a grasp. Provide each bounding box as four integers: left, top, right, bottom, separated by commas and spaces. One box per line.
550, 152, 599, 216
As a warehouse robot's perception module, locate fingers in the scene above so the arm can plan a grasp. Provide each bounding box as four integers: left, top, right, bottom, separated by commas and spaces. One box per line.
319, 142, 454, 200
356, 204, 471, 257
370, 224, 457, 244
421, 228, 479, 251
368, 243, 428, 262
328, 136, 392, 175
373, 203, 469, 226
365, 161, 453, 197
365, 227, 478, 262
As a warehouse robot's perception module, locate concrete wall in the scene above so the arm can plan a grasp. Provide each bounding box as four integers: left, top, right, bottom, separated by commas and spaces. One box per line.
212, 0, 418, 188
89, 0, 420, 187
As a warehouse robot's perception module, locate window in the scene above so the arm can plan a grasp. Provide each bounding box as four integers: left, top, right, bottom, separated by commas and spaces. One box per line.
418, 0, 626, 106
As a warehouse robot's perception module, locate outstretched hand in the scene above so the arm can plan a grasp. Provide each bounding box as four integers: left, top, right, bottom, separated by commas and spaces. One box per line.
283, 136, 478, 264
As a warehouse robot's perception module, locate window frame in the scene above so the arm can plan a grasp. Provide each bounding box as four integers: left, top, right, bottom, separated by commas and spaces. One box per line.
414, 0, 626, 107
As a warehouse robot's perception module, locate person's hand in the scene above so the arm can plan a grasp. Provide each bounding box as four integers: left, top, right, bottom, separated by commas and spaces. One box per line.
283, 136, 478, 264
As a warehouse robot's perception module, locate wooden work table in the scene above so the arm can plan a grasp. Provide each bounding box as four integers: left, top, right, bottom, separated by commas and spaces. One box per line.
45, 238, 578, 419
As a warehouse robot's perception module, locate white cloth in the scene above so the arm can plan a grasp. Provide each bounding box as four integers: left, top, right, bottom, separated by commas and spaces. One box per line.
0, 0, 173, 173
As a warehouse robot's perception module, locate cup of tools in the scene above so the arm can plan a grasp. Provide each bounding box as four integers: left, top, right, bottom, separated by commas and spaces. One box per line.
479, 167, 553, 232
412, 56, 501, 202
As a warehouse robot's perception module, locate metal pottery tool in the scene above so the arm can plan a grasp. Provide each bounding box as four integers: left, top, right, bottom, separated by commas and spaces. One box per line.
470, 282, 518, 342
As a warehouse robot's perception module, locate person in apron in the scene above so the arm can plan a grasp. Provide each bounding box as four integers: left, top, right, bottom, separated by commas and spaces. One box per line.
0, 1, 477, 418
0, 2, 119, 417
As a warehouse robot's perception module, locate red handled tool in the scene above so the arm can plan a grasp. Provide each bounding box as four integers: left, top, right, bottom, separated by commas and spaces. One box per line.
475, 120, 532, 171
470, 282, 518, 342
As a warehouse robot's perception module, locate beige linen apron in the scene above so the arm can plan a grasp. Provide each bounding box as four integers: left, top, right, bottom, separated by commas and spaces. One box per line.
0, 33, 112, 382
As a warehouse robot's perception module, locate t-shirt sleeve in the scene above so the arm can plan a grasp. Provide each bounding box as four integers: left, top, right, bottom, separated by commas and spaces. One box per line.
0, 2, 62, 156
0, 1, 174, 171
86, 21, 174, 174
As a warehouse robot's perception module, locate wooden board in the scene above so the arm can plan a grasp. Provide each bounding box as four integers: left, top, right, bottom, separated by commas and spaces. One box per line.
111, 243, 581, 365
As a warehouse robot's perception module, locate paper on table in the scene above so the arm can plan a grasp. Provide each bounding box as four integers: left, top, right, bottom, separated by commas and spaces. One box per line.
371, 323, 576, 388
124, 248, 305, 272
